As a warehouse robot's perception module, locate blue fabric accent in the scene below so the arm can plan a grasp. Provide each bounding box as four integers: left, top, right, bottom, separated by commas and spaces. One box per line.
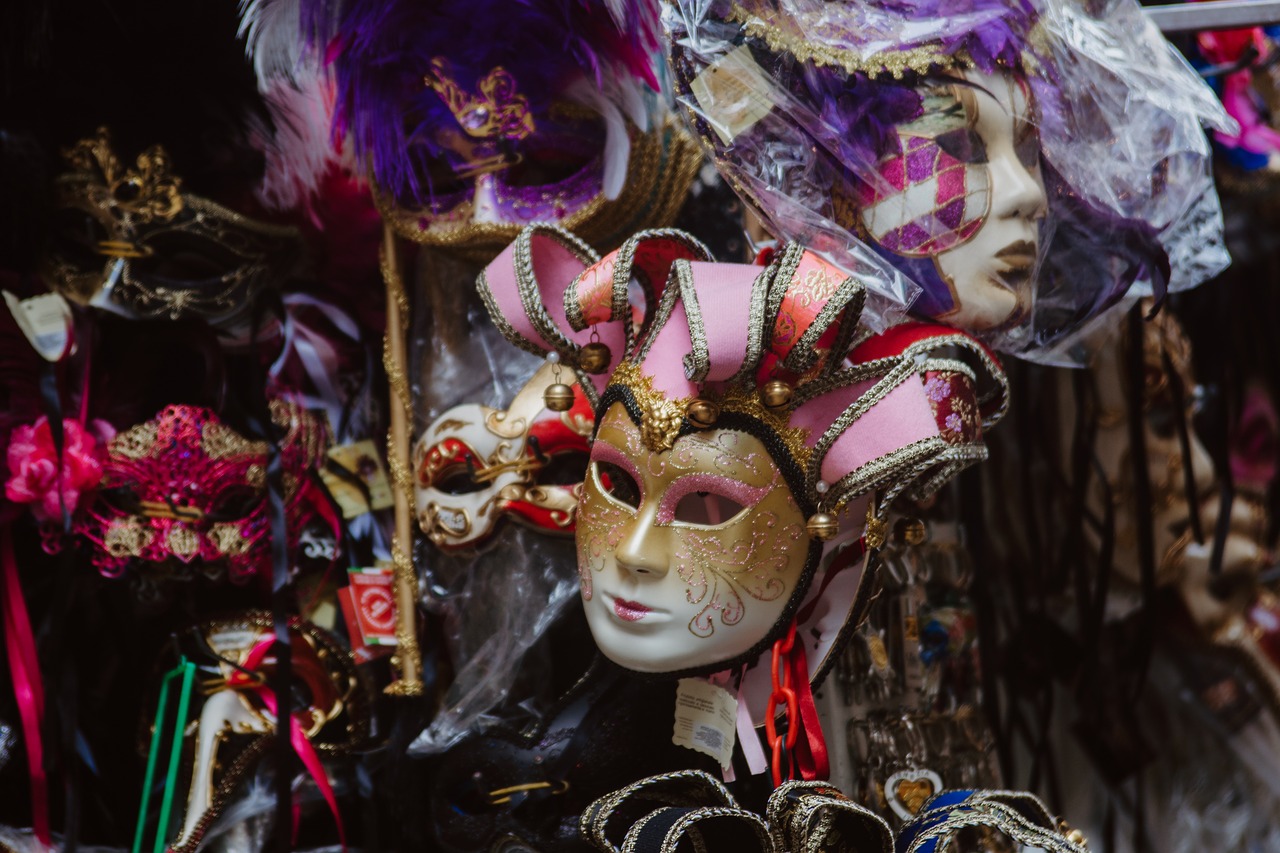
895, 789, 977, 853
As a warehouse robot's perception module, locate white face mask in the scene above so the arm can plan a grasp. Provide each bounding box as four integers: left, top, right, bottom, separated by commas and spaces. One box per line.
859, 68, 1048, 332
413, 362, 593, 549
576, 403, 812, 673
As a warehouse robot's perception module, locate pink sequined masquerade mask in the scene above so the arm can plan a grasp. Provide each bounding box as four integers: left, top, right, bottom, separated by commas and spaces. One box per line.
76, 401, 329, 582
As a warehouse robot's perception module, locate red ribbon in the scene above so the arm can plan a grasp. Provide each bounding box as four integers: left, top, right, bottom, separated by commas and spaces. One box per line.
786, 637, 830, 782
2, 524, 50, 846
231, 639, 347, 851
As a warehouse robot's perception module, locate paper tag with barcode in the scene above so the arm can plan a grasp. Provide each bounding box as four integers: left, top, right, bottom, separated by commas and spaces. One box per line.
672, 677, 739, 769
4, 291, 73, 362
689, 44, 776, 144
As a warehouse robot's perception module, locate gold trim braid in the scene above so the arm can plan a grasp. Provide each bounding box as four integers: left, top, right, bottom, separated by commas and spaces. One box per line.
726, 3, 972, 79
380, 226, 424, 696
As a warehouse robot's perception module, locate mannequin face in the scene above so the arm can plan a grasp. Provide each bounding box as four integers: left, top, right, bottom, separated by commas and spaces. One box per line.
576, 403, 810, 673
858, 68, 1047, 332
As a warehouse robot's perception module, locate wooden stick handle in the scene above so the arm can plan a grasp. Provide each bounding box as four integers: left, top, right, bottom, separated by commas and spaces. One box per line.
380, 224, 424, 696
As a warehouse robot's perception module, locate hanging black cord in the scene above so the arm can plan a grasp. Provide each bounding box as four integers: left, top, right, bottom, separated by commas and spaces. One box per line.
1124, 307, 1158, 699
246, 292, 295, 852
961, 470, 1011, 782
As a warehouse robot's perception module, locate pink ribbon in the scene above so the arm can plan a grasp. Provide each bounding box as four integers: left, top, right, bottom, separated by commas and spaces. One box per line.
2, 524, 50, 846
232, 640, 347, 851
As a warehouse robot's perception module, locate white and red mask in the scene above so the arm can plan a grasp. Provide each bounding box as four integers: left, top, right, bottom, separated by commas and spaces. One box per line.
413, 362, 594, 550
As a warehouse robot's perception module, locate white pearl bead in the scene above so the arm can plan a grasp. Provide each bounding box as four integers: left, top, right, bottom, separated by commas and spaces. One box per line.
547, 351, 561, 364
815, 480, 829, 494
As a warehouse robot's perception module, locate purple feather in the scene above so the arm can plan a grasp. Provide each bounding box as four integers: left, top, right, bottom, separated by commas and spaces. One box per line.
299, 0, 661, 203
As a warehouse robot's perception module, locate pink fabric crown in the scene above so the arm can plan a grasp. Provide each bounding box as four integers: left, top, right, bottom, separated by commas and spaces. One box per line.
478, 226, 1008, 515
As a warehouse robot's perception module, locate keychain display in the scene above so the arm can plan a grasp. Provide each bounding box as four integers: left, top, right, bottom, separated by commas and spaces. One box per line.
836, 519, 998, 826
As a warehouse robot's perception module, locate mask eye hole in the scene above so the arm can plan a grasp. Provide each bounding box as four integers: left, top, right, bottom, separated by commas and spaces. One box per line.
594, 460, 640, 509
934, 128, 988, 165
434, 463, 486, 496
537, 449, 590, 486
211, 485, 261, 521
99, 485, 142, 514
1014, 126, 1040, 171
673, 491, 748, 526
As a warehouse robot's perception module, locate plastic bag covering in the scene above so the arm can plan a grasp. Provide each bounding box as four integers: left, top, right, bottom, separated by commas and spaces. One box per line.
663, 0, 1233, 363
406, 250, 579, 755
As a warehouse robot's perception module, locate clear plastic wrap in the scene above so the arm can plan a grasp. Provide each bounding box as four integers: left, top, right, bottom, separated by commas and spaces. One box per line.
406, 250, 580, 755
664, 0, 1233, 362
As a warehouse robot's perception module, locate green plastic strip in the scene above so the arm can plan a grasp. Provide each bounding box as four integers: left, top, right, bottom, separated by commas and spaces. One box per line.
131, 658, 196, 853
156, 660, 196, 853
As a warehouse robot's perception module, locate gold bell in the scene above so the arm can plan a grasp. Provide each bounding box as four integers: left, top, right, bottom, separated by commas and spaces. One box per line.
760, 379, 793, 409
806, 512, 839, 541
686, 399, 720, 428
577, 341, 612, 374
544, 383, 575, 412
894, 517, 927, 546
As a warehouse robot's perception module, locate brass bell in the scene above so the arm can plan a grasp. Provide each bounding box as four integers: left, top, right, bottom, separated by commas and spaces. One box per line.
686, 398, 720, 428
806, 512, 839, 541
760, 379, 793, 409
894, 517, 927, 546
577, 341, 612, 374
544, 383, 575, 412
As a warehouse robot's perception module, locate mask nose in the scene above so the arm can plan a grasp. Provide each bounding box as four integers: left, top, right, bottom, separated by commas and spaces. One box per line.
614, 503, 670, 579
992, 156, 1047, 223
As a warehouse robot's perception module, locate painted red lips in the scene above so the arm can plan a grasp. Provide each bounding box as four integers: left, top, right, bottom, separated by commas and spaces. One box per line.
613, 597, 651, 622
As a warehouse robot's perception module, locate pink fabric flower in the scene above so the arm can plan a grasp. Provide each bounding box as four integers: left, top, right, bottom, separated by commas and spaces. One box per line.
5, 417, 108, 521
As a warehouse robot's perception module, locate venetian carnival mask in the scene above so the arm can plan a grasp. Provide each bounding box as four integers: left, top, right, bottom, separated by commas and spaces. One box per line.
296, 0, 700, 261
138, 612, 371, 853
414, 362, 594, 549
579, 402, 810, 672
665, 0, 1228, 359
76, 401, 329, 582
44, 128, 301, 331
478, 226, 1007, 677
1071, 310, 1268, 605
842, 70, 1047, 331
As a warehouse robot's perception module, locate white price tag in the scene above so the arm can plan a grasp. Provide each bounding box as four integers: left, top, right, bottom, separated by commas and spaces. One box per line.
689, 44, 776, 145
672, 677, 739, 769
4, 290, 73, 362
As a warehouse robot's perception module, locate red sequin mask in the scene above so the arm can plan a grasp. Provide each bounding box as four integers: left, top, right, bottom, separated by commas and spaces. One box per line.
76, 401, 328, 581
